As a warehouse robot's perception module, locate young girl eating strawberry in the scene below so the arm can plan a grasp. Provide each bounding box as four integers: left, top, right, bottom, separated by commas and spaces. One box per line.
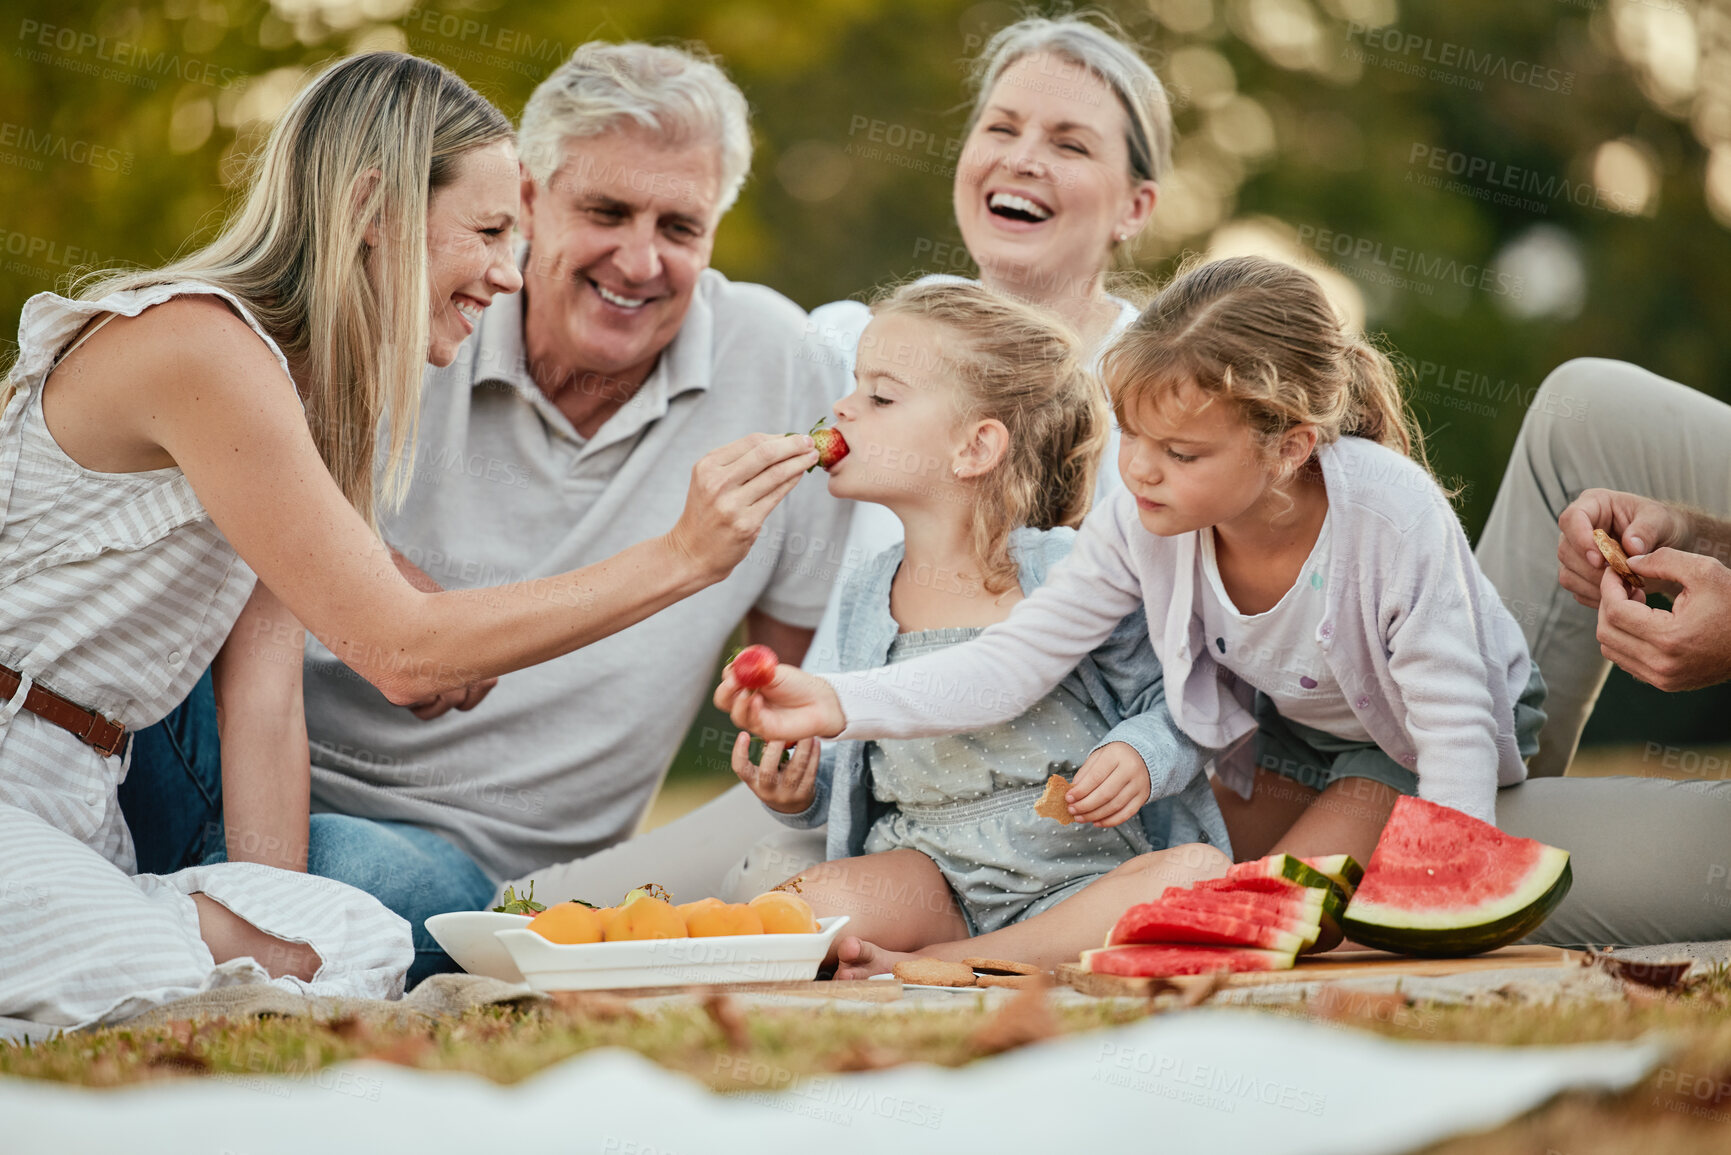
719, 256, 1545, 975
726, 280, 1231, 959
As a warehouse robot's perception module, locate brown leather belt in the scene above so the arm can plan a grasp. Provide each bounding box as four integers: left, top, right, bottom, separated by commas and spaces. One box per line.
0, 662, 129, 759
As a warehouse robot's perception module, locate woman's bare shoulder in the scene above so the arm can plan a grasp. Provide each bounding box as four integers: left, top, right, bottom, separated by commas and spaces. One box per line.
44, 291, 299, 472
81, 293, 288, 385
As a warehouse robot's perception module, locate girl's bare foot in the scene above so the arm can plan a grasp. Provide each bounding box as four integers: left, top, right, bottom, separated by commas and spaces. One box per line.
833, 934, 927, 980
192, 893, 322, 981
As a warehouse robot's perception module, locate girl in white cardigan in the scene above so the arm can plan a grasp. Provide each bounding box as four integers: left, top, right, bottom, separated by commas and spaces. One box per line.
716, 255, 1544, 976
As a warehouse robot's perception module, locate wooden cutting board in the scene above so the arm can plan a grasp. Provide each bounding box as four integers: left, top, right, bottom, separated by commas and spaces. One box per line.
1059, 945, 1582, 998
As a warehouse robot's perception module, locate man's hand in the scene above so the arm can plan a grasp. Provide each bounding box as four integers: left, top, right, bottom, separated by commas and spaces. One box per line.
1558, 488, 1687, 608
1596, 548, 1731, 691
1067, 742, 1153, 828
402, 677, 499, 721
731, 731, 821, 814
665, 434, 818, 584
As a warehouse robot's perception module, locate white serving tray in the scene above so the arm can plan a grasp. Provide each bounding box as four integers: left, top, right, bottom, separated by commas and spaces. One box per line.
424, 911, 536, 983
494, 916, 851, 992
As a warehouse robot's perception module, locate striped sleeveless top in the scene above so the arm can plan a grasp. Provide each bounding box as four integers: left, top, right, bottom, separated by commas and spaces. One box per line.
0, 282, 287, 872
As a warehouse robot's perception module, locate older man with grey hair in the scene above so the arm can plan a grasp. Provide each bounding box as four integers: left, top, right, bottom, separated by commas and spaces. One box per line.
291, 42, 851, 983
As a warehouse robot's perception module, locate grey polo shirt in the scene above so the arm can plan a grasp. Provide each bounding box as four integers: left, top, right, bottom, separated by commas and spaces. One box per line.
300, 267, 853, 881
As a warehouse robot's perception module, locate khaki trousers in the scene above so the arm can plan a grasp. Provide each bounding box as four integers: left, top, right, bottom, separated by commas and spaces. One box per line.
1478, 357, 1731, 944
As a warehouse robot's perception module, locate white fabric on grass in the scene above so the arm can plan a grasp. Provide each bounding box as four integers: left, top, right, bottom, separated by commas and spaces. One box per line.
0, 1008, 1660, 1155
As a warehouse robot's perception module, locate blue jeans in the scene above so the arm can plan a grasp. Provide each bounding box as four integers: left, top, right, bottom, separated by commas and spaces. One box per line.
117, 676, 497, 987
116, 670, 227, 874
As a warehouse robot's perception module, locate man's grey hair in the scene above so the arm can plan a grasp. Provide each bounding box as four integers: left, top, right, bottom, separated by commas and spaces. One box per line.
966, 14, 1173, 185
519, 41, 753, 216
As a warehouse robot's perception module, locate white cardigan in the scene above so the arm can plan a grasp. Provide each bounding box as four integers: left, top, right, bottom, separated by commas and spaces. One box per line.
823, 436, 1533, 823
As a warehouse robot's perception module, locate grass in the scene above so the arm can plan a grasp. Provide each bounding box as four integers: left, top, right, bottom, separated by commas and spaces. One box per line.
0, 990, 1145, 1091
8, 970, 1731, 1152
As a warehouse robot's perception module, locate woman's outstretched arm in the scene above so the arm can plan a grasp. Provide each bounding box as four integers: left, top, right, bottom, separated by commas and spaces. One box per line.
122, 299, 816, 703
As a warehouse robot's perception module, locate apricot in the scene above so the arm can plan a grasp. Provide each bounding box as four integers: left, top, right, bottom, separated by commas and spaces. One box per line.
676, 897, 725, 919
528, 901, 606, 945
749, 891, 820, 934
686, 902, 765, 938
602, 895, 687, 941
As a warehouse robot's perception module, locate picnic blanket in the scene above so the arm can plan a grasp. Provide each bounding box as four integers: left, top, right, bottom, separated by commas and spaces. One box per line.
0, 1007, 1661, 1155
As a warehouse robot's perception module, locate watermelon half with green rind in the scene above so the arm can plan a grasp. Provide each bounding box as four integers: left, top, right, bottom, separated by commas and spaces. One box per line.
1340, 796, 1572, 957
1082, 943, 1296, 978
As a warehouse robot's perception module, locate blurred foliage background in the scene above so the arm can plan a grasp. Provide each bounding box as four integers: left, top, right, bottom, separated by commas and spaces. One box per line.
3, 0, 1728, 790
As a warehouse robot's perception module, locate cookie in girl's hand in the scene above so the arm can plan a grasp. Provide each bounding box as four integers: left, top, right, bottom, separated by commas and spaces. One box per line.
1034, 773, 1076, 825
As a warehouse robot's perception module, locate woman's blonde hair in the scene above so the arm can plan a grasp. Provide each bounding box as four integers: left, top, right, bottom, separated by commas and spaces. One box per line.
870, 280, 1109, 596
44, 52, 511, 521
1102, 254, 1434, 487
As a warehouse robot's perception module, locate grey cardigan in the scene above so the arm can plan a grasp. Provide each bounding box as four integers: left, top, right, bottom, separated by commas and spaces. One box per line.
771, 526, 1231, 862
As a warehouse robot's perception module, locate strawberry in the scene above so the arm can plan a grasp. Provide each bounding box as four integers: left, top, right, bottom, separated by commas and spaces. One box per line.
786, 418, 849, 472
732, 644, 779, 691
810, 419, 850, 471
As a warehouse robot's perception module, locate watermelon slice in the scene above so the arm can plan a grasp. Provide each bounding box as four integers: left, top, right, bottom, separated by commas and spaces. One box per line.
1117, 895, 1321, 945
1300, 854, 1364, 898
1083, 943, 1296, 977
1162, 883, 1327, 921
1191, 872, 1346, 952
1103, 904, 1308, 953
1195, 871, 1345, 920
1153, 890, 1324, 947
1227, 854, 1347, 903
1341, 796, 1572, 957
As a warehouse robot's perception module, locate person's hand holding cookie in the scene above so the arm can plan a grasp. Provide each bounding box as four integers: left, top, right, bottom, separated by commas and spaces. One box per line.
1065, 741, 1153, 828
1596, 547, 1731, 692
1558, 488, 1687, 609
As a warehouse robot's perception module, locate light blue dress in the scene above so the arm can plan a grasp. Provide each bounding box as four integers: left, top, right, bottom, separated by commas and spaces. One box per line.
768, 526, 1230, 934
862, 626, 1156, 933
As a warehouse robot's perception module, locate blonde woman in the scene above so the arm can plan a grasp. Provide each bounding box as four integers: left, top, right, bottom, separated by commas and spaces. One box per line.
0, 52, 816, 1031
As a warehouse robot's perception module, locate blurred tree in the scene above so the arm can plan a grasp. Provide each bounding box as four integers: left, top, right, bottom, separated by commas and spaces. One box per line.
3, 0, 1726, 760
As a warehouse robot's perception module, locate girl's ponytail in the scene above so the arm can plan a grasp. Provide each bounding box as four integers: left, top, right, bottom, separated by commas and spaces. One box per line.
1343, 340, 1449, 492
1024, 344, 1103, 533
1342, 341, 1410, 453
